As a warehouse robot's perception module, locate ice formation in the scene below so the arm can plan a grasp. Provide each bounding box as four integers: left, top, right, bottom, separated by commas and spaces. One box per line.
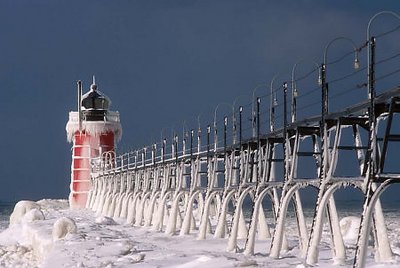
52, 217, 77, 241
22, 208, 45, 223
9, 200, 41, 225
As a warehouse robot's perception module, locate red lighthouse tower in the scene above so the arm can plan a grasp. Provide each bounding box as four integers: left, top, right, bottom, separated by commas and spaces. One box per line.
66, 77, 122, 209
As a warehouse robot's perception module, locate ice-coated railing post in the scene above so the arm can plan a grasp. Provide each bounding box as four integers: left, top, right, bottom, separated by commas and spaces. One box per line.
270, 83, 291, 259
207, 125, 211, 160
232, 108, 237, 144
142, 147, 146, 168
305, 63, 343, 265
355, 11, 400, 265
134, 150, 138, 170
306, 35, 361, 264
282, 80, 309, 257
312, 38, 369, 266
223, 116, 227, 155
250, 84, 266, 138
256, 97, 261, 185
257, 98, 260, 146
239, 106, 243, 148
120, 155, 124, 171
214, 116, 231, 239
197, 127, 201, 154
270, 75, 277, 132
162, 139, 166, 163
190, 129, 194, 158
174, 134, 178, 163
182, 134, 187, 157
152, 144, 156, 166
283, 83, 288, 178
197, 125, 213, 240
242, 97, 262, 254
355, 29, 378, 268
214, 120, 218, 152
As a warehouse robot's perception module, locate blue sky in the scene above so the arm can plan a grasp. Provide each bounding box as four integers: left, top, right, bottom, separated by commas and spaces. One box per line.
0, 0, 399, 202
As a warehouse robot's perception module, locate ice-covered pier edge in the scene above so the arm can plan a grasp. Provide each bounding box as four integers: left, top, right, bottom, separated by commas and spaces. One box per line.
85, 88, 400, 268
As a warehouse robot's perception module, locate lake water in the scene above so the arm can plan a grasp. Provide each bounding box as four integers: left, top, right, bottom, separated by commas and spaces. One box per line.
0, 202, 14, 231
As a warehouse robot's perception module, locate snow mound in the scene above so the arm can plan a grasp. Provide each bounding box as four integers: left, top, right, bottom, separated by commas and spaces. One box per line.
117, 252, 145, 264
340, 216, 361, 242
52, 217, 77, 241
36, 199, 69, 211
9, 200, 40, 225
22, 208, 45, 224
0, 243, 37, 268
173, 255, 212, 268
95, 216, 116, 225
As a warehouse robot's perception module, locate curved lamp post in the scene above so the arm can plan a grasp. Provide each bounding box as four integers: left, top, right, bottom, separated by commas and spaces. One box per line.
291, 59, 321, 123
319, 36, 360, 179
323, 36, 360, 70
214, 102, 233, 151
367, 11, 400, 100
322, 36, 360, 116
196, 113, 202, 153
233, 94, 250, 144
250, 84, 268, 137
270, 73, 288, 132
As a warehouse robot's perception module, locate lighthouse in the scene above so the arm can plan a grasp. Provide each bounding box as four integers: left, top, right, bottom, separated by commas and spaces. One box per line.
66, 77, 122, 209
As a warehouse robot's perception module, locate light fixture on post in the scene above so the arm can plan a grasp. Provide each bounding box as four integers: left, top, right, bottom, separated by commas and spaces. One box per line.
322, 36, 361, 114
366, 11, 400, 101
196, 113, 202, 154
251, 84, 267, 137
213, 102, 233, 151
291, 59, 320, 123
354, 52, 360, 70
233, 94, 249, 144
270, 73, 289, 132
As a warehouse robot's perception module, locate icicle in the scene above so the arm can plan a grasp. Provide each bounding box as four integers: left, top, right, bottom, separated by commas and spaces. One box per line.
214, 190, 236, 238
180, 191, 201, 236
198, 195, 214, 240
165, 197, 180, 235
126, 195, 137, 225
257, 205, 270, 240
227, 189, 252, 252
237, 208, 248, 239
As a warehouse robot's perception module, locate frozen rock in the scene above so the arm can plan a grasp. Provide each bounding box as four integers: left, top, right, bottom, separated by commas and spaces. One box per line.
130, 253, 145, 263
340, 216, 361, 243
117, 241, 134, 255
22, 208, 45, 223
76, 261, 85, 267
9, 200, 40, 225
52, 217, 77, 241
95, 216, 116, 225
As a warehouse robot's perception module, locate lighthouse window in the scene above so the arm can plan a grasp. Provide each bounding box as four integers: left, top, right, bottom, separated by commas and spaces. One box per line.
81, 91, 110, 110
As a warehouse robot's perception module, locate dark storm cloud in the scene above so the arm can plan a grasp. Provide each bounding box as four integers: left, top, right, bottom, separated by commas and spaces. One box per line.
0, 0, 399, 200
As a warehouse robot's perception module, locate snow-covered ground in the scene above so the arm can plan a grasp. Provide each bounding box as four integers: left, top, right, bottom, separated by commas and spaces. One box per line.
0, 199, 399, 267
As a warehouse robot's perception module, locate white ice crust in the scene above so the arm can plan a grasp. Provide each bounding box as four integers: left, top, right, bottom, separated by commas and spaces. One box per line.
9, 200, 41, 225
340, 216, 361, 243
1, 199, 400, 268
52, 217, 77, 241
65, 111, 122, 142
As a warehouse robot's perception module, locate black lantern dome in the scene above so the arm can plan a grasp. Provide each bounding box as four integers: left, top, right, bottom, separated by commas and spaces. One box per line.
81, 78, 112, 121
